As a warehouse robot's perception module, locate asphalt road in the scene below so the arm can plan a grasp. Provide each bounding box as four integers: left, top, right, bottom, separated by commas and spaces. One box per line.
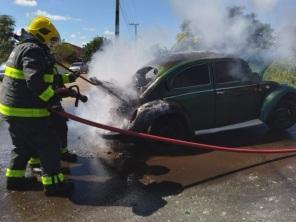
1, 81, 296, 221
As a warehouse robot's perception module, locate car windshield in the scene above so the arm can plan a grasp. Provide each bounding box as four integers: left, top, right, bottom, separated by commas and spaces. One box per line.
133, 66, 159, 92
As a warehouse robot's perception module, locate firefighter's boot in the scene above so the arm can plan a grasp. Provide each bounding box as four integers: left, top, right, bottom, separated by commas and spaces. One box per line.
6, 168, 42, 191
42, 173, 74, 197
6, 177, 42, 191
44, 181, 74, 197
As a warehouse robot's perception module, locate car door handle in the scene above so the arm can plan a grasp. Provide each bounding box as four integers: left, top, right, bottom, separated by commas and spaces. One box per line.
216, 91, 225, 95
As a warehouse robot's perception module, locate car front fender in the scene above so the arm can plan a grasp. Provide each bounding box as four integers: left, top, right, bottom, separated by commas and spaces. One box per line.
128, 99, 191, 133
260, 85, 296, 122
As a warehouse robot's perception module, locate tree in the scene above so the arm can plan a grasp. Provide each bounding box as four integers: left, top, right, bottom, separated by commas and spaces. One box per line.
0, 15, 15, 64
263, 59, 296, 87
82, 36, 108, 62
52, 43, 81, 64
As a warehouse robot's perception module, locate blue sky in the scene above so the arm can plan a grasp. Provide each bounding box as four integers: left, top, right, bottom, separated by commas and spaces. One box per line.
0, 0, 180, 46
0, 0, 294, 47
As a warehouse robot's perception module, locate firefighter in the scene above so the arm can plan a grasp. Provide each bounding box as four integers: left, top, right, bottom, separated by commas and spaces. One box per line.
0, 16, 77, 196
25, 17, 79, 170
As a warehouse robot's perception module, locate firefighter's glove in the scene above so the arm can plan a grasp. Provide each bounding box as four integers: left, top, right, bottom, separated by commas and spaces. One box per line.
68, 71, 80, 82
55, 88, 75, 98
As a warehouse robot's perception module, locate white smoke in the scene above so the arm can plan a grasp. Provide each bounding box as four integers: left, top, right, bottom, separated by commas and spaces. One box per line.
68, 36, 168, 153
171, 0, 296, 66
170, 0, 270, 55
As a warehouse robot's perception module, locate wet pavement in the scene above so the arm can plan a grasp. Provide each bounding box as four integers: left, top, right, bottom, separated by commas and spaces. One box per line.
1, 82, 296, 221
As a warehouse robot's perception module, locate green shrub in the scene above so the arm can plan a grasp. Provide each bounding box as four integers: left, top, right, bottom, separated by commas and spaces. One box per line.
263, 59, 296, 87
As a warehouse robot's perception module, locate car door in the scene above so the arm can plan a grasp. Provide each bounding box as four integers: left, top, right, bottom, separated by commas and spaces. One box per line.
213, 59, 261, 127
164, 63, 215, 130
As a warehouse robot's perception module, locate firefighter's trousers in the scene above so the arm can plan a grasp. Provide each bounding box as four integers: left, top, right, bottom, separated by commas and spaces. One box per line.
7, 117, 61, 175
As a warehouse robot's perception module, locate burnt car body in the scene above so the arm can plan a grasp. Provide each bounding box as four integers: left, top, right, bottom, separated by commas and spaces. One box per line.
99, 52, 296, 146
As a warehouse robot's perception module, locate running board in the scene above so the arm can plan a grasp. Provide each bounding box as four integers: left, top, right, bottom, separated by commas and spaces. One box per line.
194, 119, 263, 135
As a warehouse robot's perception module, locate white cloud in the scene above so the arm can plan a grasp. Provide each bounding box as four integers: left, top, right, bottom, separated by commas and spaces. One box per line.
14, 0, 37, 7
83, 27, 96, 32
31, 10, 81, 21
103, 30, 114, 37
69, 32, 85, 40
252, 0, 278, 11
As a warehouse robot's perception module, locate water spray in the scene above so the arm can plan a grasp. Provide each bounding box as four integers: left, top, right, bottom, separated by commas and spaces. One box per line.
55, 61, 130, 105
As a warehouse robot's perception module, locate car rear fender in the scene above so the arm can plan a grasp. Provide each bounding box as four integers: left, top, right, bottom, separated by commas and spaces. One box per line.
260, 85, 296, 122
128, 100, 191, 133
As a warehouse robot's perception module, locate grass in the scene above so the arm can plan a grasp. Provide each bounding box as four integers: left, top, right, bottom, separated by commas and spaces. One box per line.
263, 59, 296, 88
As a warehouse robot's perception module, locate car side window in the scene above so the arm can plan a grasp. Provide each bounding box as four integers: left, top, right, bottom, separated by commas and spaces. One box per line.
214, 61, 252, 84
173, 64, 210, 88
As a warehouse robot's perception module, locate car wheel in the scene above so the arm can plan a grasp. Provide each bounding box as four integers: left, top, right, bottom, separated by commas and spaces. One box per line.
266, 99, 296, 130
147, 115, 191, 154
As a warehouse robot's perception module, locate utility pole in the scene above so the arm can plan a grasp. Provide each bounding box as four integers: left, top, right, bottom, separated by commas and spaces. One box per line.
129, 23, 139, 42
115, 0, 120, 38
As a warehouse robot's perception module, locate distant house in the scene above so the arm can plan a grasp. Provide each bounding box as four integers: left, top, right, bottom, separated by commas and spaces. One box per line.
66, 43, 84, 61
53, 42, 84, 65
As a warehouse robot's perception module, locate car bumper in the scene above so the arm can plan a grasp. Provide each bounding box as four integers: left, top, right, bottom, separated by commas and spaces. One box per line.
102, 131, 143, 152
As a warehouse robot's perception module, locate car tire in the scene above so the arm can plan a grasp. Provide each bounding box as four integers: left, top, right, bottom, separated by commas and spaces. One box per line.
266, 99, 296, 130
147, 115, 191, 154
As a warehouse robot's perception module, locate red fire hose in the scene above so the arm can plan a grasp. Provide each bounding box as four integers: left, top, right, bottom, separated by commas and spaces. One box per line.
57, 111, 296, 154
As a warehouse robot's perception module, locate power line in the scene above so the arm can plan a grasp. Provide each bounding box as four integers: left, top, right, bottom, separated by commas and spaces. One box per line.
120, 0, 134, 39
125, 0, 137, 23
116, 0, 139, 41
129, 23, 139, 42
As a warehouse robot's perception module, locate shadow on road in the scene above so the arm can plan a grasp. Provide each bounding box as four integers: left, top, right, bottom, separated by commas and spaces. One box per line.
69, 125, 296, 216
183, 153, 296, 190
68, 156, 183, 216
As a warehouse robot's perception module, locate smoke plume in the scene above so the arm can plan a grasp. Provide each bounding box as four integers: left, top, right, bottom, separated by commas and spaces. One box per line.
68, 38, 167, 153
68, 0, 296, 154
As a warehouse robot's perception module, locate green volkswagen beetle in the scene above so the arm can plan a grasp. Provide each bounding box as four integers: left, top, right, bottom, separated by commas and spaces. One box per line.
99, 51, 296, 143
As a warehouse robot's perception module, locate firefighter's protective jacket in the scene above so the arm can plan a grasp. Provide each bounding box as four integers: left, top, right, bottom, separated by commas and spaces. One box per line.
0, 30, 71, 118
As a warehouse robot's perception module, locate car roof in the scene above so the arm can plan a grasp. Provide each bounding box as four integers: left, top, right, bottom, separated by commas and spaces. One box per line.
147, 51, 237, 70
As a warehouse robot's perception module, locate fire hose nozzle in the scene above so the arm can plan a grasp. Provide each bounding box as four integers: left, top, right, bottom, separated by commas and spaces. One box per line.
67, 85, 88, 106
79, 95, 88, 103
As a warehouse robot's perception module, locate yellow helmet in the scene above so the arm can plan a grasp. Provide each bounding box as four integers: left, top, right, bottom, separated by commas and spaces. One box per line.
26, 16, 61, 45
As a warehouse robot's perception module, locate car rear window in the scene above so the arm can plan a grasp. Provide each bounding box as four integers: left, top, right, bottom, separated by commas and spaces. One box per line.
173, 64, 210, 88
